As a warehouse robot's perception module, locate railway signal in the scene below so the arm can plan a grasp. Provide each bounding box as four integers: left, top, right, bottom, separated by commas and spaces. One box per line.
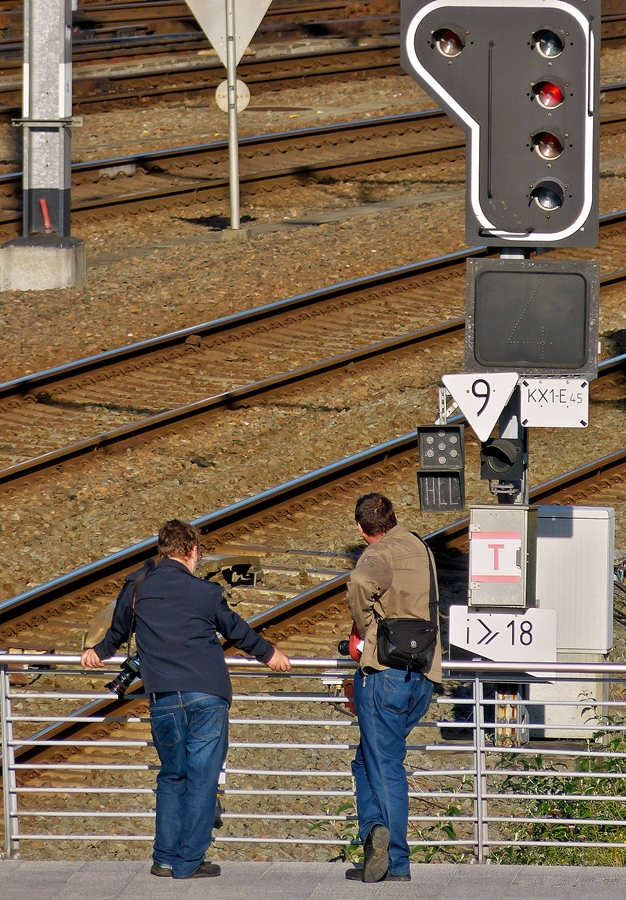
416, 425, 465, 511
401, 0, 600, 247
465, 258, 600, 378
480, 437, 525, 482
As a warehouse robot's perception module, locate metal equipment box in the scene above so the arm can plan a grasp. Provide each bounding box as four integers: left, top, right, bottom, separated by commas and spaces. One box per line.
535, 505, 614, 654
528, 506, 614, 738
468, 505, 537, 609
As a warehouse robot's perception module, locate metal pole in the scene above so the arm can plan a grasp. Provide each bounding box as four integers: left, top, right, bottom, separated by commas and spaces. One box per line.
1, 664, 20, 858
473, 675, 487, 863
498, 387, 529, 505
20, 0, 73, 236
225, 0, 240, 230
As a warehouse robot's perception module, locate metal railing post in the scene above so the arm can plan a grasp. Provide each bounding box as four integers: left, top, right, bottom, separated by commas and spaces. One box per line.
0, 663, 20, 858
473, 674, 488, 863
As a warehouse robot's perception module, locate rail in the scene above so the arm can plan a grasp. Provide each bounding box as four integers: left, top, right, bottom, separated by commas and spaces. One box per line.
3, 656, 626, 864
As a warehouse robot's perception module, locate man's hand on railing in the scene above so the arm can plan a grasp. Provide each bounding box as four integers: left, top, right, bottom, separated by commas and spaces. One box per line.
81, 648, 105, 668
266, 648, 292, 672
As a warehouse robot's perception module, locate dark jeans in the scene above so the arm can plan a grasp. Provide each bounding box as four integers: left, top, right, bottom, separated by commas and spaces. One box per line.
149, 691, 228, 878
352, 668, 433, 876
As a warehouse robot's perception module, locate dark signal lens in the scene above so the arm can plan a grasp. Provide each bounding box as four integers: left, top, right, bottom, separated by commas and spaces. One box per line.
533, 29, 564, 58
433, 28, 464, 57
530, 181, 564, 210
532, 131, 564, 159
534, 81, 564, 108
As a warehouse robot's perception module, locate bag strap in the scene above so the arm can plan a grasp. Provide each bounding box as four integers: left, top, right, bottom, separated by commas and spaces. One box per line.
373, 536, 439, 627
125, 561, 153, 656
421, 540, 439, 628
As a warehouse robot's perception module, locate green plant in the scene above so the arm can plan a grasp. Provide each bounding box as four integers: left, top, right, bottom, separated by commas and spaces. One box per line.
410, 801, 472, 863
309, 800, 362, 862
489, 708, 626, 865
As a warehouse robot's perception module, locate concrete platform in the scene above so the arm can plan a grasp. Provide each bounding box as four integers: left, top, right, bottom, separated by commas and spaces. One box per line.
1, 861, 625, 899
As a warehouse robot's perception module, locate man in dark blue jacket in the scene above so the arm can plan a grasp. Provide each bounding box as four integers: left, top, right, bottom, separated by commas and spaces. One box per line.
81, 519, 291, 879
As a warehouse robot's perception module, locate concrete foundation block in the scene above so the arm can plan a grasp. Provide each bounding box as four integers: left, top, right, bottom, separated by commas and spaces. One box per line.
0, 234, 86, 290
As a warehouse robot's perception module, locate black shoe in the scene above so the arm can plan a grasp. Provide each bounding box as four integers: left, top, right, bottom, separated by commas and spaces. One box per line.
362, 824, 390, 882
173, 862, 221, 879
150, 863, 172, 877
345, 867, 410, 883
345, 867, 364, 881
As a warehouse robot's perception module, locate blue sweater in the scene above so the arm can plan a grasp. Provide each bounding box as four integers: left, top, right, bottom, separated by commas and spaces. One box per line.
92, 557, 274, 703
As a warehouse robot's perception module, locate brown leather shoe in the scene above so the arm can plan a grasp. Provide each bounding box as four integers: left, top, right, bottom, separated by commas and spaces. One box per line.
173, 862, 221, 879
150, 863, 172, 877
362, 824, 390, 882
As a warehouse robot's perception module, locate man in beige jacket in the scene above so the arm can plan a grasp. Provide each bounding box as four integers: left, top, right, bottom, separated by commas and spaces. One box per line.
345, 493, 442, 884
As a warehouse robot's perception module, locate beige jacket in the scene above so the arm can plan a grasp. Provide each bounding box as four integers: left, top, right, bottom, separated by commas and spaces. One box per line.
346, 524, 442, 684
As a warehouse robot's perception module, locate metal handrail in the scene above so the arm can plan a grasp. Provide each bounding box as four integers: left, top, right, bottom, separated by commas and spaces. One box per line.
3, 657, 626, 863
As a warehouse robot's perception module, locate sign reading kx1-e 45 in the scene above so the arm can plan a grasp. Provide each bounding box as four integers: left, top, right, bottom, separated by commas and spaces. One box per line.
401, 0, 600, 247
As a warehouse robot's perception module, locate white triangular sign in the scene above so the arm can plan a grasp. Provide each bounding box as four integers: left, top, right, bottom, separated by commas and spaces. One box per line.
442, 372, 519, 442
185, 0, 272, 67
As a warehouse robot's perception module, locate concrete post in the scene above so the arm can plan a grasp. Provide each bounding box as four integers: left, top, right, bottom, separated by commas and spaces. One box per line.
0, 0, 85, 290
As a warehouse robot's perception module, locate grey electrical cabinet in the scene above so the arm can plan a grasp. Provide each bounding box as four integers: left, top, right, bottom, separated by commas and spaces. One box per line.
528, 505, 614, 738
468, 505, 537, 608
535, 505, 614, 654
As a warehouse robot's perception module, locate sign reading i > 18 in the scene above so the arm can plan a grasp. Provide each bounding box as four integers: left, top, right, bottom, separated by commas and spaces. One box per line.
449, 605, 557, 663
401, 0, 600, 247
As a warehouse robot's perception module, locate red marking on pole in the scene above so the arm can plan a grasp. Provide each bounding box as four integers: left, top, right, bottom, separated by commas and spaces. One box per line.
39, 198, 52, 232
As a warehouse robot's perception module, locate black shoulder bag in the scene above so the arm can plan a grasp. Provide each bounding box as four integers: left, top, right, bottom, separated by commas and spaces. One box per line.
375, 542, 438, 672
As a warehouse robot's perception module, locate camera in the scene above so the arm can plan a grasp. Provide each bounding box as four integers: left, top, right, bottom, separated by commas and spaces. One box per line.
105, 655, 141, 697
337, 624, 364, 662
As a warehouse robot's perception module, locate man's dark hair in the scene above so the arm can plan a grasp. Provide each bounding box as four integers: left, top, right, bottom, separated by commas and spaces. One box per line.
158, 519, 200, 559
354, 493, 397, 538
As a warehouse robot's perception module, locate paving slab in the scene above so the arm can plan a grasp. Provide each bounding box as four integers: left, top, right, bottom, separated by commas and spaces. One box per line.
2, 861, 626, 900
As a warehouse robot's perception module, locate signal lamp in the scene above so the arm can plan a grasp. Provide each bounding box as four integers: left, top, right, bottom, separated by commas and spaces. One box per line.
417, 424, 465, 512
433, 28, 464, 57
533, 81, 564, 108
530, 180, 564, 210
532, 28, 564, 58
418, 425, 465, 469
532, 131, 563, 160
480, 438, 524, 481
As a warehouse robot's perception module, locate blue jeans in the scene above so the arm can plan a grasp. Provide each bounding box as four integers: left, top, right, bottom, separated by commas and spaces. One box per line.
149, 691, 228, 878
352, 668, 433, 876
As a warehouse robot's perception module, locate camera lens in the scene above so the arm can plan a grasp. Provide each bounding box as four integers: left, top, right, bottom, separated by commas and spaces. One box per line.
337, 640, 350, 656
105, 656, 141, 697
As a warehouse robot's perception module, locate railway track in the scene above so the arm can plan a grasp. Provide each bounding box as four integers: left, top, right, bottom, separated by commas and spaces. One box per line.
0, 106, 464, 238
3, 416, 626, 772
0, 76, 626, 237
0, 0, 399, 54
0, 4, 400, 65
0, 6, 625, 115
0, 36, 402, 114
0, 278, 625, 648
2, 196, 626, 494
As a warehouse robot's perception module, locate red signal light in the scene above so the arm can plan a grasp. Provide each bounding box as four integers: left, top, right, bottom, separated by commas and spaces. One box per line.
534, 81, 564, 109
532, 131, 564, 160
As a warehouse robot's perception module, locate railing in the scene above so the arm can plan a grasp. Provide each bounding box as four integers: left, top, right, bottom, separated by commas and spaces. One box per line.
2, 655, 626, 864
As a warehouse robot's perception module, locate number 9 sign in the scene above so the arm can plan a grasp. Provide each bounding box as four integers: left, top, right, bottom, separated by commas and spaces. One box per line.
442, 372, 519, 442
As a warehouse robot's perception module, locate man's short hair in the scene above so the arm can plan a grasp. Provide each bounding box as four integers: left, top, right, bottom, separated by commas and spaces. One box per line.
354, 493, 397, 538
158, 519, 200, 559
